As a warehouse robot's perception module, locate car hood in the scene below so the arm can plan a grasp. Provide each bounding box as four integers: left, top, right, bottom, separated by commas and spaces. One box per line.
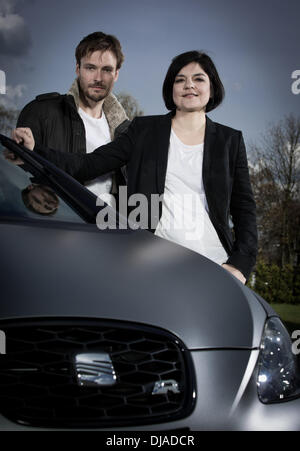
0, 222, 266, 350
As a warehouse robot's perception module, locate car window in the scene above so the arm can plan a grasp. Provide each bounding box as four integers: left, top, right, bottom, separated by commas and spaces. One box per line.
0, 145, 85, 223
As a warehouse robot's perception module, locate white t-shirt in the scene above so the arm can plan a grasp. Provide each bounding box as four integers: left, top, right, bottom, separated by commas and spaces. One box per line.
78, 107, 114, 206
155, 129, 228, 265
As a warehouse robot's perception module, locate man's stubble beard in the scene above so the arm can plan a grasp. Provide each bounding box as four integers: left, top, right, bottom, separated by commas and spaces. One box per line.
85, 91, 107, 103
78, 79, 110, 104
85, 85, 111, 103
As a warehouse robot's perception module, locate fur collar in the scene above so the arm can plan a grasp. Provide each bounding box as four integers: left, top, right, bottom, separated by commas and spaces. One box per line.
68, 79, 128, 139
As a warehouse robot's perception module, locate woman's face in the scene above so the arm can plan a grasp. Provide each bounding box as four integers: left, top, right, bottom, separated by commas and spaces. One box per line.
173, 62, 211, 113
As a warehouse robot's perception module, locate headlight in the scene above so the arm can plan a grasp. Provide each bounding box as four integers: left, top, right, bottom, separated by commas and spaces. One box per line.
257, 317, 300, 404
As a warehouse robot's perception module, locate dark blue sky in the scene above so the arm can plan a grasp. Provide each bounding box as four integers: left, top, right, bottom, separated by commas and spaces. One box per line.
0, 0, 299, 147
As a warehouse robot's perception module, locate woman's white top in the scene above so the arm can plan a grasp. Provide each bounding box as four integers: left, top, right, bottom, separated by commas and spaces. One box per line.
155, 129, 228, 265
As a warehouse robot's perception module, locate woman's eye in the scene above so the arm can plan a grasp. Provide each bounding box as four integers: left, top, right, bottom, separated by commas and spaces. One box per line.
175, 79, 184, 83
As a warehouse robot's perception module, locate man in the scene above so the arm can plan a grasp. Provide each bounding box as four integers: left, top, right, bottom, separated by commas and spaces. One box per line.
17, 32, 130, 204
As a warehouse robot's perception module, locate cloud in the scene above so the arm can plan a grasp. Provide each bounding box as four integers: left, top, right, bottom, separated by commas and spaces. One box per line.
0, 0, 18, 14
0, 0, 32, 56
0, 83, 27, 108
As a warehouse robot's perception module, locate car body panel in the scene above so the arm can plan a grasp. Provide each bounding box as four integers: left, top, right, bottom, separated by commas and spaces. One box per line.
0, 221, 266, 350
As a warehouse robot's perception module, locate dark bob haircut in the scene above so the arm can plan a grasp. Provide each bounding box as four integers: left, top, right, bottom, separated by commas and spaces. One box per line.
162, 51, 225, 113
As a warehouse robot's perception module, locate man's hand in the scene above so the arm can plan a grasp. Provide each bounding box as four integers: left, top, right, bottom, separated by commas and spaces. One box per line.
11, 127, 35, 151
222, 263, 246, 284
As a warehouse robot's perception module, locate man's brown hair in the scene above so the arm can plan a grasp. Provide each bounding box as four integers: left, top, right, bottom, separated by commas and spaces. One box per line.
75, 32, 124, 69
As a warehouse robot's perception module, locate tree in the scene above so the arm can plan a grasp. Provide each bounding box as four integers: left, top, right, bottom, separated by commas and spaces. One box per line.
0, 105, 19, 136
115, 92, 143, 120
250, 114, 300, 266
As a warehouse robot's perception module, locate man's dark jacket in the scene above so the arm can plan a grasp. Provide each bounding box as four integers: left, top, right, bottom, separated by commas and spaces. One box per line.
36, 113, 258, 280
17, 86, 130, 189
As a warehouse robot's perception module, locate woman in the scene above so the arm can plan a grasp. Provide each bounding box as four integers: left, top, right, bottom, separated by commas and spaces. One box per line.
12, 51, 257, 283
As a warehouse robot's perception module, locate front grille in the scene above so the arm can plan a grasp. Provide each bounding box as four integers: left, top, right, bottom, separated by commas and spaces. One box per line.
0, 319, 195, 428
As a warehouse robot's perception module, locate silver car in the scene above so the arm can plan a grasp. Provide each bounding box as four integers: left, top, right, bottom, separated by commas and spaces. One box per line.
0, 134, 299, 431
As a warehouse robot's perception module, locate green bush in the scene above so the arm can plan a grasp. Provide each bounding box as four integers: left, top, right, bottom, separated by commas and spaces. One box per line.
294, 266, 300, 304
251, 260, 300, 304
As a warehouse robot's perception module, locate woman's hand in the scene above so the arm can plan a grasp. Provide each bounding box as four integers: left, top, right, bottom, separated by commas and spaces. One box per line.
222, 263, 246, 284
11, 127, 35, 151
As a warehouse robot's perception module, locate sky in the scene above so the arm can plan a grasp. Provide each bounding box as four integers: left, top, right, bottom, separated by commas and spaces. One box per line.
0, 0, 299, 148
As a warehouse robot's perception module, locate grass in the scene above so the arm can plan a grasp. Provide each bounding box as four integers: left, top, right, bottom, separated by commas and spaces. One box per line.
270, 303, 300, 332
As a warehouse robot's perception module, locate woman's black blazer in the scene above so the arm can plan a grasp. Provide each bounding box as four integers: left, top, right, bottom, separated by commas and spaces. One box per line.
37, 112, 258, 279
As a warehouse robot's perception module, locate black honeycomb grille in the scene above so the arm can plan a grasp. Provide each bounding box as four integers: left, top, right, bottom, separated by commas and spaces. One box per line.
0, 319, 195, 428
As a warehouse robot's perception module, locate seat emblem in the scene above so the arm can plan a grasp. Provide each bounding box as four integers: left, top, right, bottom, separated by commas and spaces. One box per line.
74, 352, 117, 387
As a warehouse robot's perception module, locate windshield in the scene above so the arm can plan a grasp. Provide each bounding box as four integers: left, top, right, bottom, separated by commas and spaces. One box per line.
0, 144, 85, 224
